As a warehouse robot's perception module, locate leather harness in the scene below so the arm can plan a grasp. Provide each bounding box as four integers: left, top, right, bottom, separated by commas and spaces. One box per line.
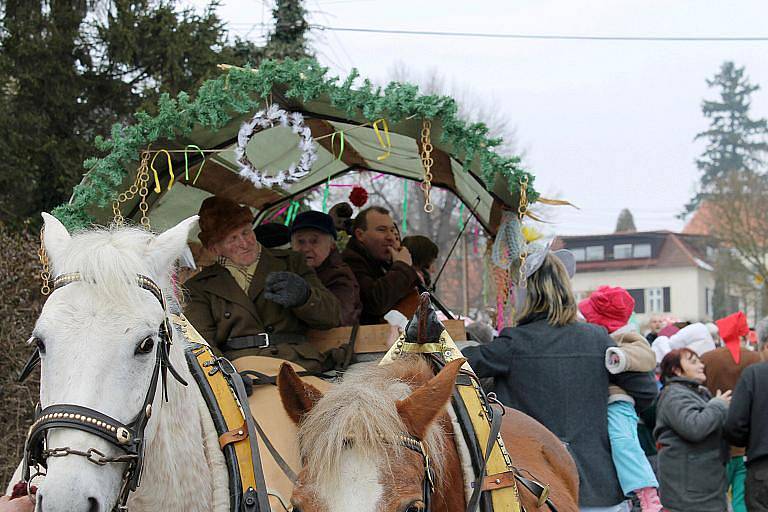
20, 273, 272, 512
21, 272, 189, 511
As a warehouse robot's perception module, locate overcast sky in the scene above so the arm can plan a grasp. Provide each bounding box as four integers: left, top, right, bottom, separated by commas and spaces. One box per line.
189, 0, 768, 235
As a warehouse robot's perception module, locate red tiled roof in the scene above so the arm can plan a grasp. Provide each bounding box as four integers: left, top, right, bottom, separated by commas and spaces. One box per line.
683, 202, 716, 236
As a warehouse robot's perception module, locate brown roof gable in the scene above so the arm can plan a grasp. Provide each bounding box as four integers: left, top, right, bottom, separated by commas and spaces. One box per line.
555, 231, 713, 273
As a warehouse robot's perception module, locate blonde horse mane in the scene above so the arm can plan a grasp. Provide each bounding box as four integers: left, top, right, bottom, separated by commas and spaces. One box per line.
297, 358, 447, 484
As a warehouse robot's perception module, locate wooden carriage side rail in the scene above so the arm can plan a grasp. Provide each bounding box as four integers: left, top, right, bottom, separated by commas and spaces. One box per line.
307, 319, 467, 354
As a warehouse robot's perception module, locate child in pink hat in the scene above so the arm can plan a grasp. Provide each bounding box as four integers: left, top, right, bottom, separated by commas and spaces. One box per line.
580, 286, 661, 512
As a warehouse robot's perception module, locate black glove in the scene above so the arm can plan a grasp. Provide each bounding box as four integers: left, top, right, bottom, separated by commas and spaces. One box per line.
264, 271, 310, 308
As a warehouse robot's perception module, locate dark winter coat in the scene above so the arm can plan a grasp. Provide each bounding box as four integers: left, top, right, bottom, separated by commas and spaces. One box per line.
725, 359, 768, 466
341, 237, 419, 325
315, 248, 362, 326
461, 317, 658, 507
654, 377, 729, 512
184, 248, 341, 370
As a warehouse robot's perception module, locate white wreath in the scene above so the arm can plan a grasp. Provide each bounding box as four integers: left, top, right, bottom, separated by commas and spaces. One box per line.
235, 104, 317, 188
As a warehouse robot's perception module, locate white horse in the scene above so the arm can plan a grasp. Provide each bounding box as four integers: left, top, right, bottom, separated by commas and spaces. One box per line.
16, 213, 231, 512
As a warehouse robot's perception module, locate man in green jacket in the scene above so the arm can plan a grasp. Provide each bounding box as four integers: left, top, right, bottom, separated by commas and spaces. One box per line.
184, 197, 342, 371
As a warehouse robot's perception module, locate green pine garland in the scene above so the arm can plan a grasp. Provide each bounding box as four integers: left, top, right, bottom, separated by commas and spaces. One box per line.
53, 58, 535, 230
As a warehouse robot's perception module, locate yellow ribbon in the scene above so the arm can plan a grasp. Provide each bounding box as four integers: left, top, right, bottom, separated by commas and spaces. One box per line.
537, 196, 579, 209
150, 150, 174, 192
372, 119, 391, 161
330, 131, 345, 161
184, 145, 206, 184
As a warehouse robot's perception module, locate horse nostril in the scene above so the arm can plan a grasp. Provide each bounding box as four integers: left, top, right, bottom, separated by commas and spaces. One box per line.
87, 497, 100, 512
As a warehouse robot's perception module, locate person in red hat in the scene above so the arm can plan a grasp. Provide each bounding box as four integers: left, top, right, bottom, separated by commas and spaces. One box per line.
579, 286, 661, 512
700, 311, 762, 512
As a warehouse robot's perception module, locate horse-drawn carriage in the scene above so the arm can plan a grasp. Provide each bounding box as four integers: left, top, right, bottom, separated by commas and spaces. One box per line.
17, 59, 579, 512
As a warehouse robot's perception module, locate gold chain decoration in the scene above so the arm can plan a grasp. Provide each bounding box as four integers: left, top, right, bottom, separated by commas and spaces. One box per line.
419, 119, 434, 213
112, 151, 152, 229
38, 227, 51, 296
517, 175, 530, 287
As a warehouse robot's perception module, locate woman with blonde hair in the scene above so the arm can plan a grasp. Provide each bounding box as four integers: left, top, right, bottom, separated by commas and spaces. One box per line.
462, 252, 658, 512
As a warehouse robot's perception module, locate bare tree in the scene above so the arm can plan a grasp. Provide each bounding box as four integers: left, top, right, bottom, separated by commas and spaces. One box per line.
706, 171, 768, 316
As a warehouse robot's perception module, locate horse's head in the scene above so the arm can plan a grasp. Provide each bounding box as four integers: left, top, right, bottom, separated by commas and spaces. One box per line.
29, 213, 197, 512
278, 358, 464, 512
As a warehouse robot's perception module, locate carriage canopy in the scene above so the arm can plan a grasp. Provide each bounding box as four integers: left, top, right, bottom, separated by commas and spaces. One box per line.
54, 59, 537, 236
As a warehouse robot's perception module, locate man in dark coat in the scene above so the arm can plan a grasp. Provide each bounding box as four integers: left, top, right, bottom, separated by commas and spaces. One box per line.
725, 318, 768, 512
342, 206, 420, 325
291, 211, 361, 326
701, 311, 762, 512
184, 197, 342, 371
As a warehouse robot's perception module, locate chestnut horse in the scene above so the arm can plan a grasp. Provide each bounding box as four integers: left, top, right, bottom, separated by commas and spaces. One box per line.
277, 357, 579, 512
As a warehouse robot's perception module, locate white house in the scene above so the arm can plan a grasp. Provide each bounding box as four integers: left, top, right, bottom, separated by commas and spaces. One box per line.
553, 231, 718, 325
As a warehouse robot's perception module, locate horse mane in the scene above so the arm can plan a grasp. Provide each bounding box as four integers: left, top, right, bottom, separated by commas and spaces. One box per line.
297, 357, 447, 484
52, 224, 180, 310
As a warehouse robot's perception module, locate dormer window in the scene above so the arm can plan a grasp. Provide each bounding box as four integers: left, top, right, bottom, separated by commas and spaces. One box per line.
633, 243, 651, 258
614, 244, 632, 259
586, 245, 605, 261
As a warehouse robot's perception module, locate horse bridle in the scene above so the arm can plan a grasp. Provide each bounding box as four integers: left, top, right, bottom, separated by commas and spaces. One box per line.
396, 433, 436, 512
20, 272, 188, 511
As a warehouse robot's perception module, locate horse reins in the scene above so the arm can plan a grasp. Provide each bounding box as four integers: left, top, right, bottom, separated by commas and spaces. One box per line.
20, 272, 189, 512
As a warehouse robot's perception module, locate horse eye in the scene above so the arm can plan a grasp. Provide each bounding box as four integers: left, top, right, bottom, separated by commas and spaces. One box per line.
135, 336, 155, 355
31, 337, 45, 355
404, 502, 424, 512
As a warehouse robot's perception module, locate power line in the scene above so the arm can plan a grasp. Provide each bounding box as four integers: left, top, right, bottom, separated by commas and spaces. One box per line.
311, 25, 768, 42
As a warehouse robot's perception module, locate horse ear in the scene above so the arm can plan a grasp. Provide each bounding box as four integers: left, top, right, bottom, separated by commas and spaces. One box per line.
147, 216, 199, 275
396, 358, 464, 439
41, 212, 71, 271
278, 363, 324, 424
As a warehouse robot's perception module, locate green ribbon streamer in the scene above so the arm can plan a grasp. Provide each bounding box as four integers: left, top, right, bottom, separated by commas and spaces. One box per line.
458, 203, 465, 231
322, 177, 330, 213
401, 180, 408, 234
284, 200, 300, 226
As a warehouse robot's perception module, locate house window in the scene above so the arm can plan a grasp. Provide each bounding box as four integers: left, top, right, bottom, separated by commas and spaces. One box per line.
586, 245, 604, 261
572, 248, 585, 262
627, 289, 645, 313
706, 287, 714, 316
647, 288, 663, 313
633, 243, 652, 258
614, 244, 632, 259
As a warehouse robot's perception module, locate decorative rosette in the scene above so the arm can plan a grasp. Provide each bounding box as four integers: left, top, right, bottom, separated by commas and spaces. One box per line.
235, 104, 317, 188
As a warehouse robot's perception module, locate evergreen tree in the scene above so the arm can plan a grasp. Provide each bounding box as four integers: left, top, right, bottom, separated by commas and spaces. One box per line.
0, 0, 308, 225
265, 0, 312, 60
688, 61, 768, 211
615, 208, 637, 233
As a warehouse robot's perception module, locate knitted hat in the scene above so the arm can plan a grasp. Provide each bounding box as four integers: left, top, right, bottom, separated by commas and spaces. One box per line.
254, 223, 291, 249
716, 311, 749, 364
579, 286, 635, 334
197, 196, 254, 249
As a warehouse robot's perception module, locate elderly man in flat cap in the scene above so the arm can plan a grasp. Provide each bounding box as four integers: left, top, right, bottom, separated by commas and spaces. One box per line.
184, 197, 341, 371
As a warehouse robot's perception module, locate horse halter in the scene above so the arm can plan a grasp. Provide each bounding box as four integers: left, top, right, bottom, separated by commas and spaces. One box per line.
20, 272, 188, 511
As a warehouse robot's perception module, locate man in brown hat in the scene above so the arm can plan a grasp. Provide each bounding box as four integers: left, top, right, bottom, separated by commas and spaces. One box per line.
184, 197, 342, 371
